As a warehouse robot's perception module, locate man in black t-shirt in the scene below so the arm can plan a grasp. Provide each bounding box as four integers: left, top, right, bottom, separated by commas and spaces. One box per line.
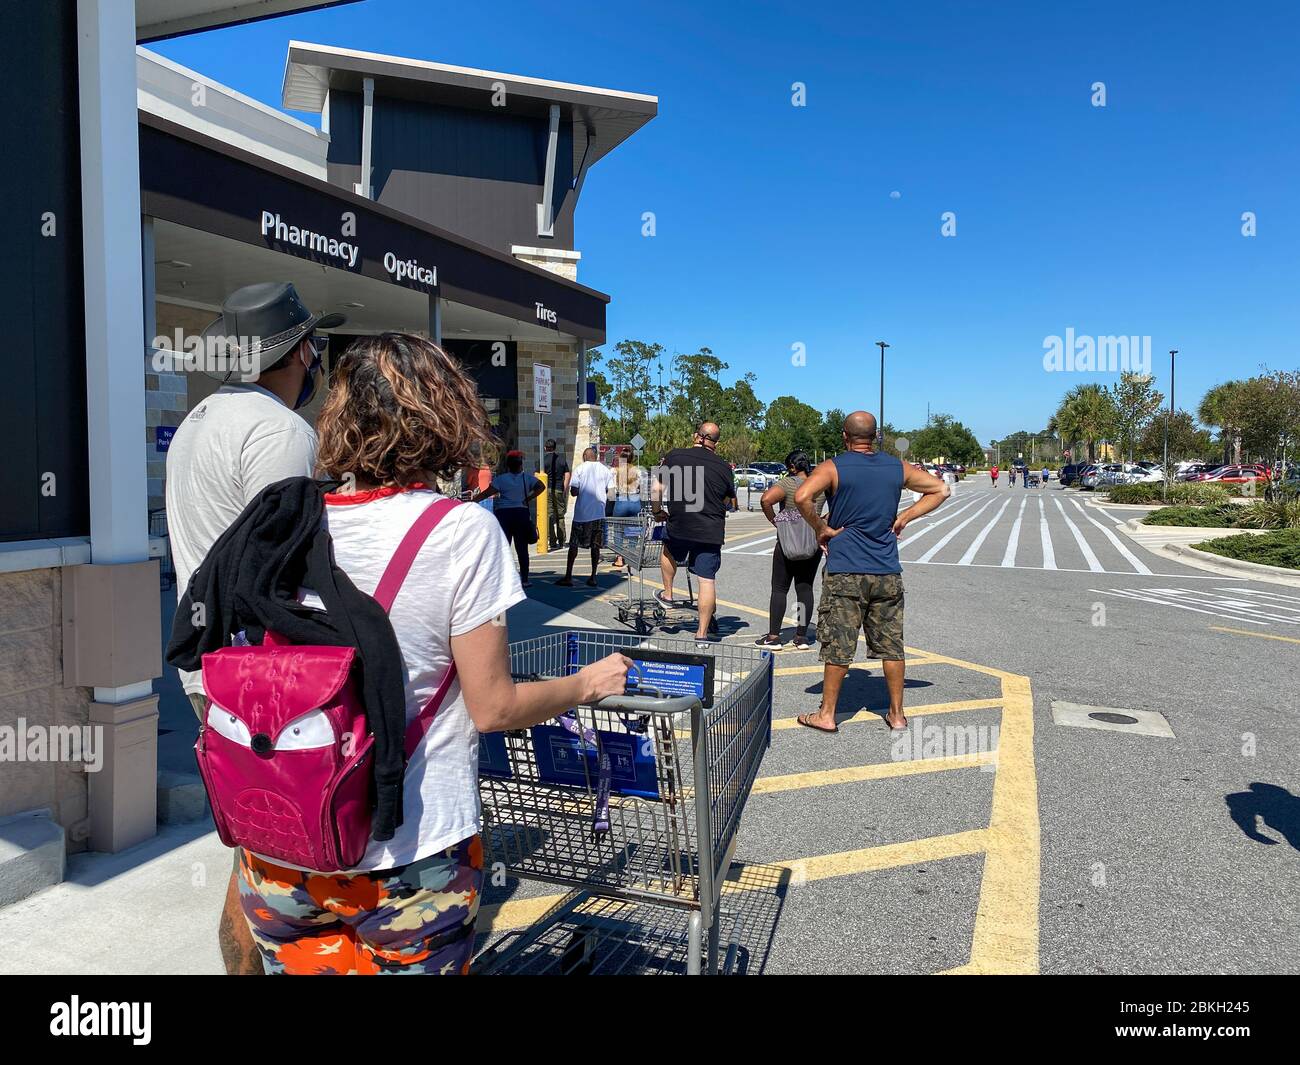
651, 421, 737, 647
543, 438, 571, 547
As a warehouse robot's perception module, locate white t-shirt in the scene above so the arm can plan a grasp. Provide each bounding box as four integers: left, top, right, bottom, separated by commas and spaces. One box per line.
570, 460, 614, 523
306, 486, 525, 869
165, 383, 318, 695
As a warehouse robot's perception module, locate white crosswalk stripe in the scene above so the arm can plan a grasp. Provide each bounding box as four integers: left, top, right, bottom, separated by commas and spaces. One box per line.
1001, 496, 1028, 567
1067, 498, 1152, 574
958, 497, 1012, 565
1052, 497, 1103, 571
1038, 497, 1057, 569
1092, 586, 1300, 626
912, 498, 998, 563
714, 488, 1228, 576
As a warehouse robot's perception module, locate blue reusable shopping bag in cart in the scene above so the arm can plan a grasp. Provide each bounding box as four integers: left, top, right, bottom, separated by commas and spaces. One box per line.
478, 731, 512, 778
529, 722, 659, 800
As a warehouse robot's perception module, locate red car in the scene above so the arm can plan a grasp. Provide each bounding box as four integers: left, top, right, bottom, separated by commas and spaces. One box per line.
1195, 464, 1270, 485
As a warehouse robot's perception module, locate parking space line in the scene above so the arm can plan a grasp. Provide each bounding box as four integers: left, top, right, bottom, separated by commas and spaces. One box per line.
482, 830, 993, 933
752, 751, 995, 795
1210, 625, 1300, 645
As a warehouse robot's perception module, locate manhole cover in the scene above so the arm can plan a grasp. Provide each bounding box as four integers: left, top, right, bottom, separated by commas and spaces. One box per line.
1051, 701, 1175, 738
1088, 712, 1138, 725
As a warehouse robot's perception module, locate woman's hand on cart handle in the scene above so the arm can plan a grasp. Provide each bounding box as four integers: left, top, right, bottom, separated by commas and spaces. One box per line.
578, 653, 636, 706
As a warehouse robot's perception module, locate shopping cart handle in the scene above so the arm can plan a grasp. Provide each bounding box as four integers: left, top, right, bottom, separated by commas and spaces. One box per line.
595, 692, 701, 715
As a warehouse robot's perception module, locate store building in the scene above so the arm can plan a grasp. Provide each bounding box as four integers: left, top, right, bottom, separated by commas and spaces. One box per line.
0, 0, 654, 901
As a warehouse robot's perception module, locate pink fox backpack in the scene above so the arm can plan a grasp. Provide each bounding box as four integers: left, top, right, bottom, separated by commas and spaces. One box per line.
194, 497, 461, 872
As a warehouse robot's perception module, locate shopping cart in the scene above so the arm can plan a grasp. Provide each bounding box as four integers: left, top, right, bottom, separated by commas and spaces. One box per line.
475, 630, 775, 975
603, 511, 696, 634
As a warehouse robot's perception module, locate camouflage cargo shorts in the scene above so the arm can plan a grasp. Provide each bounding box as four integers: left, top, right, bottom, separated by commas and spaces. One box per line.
817, 571, 906, 665
238, 836, 484, 975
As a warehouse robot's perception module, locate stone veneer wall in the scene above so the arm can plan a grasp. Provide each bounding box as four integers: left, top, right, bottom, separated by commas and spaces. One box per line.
515, 339, 580, 472
0, 568, 91, 853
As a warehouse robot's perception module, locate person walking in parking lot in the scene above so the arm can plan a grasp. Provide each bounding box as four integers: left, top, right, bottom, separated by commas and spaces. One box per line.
794, 411, 949, 734
990, 463, 1000, 486
165, 281, 344, 975
652, 421, 737, 648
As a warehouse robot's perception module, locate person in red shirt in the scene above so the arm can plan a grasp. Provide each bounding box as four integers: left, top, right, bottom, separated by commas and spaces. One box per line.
990, 464, 1000, 486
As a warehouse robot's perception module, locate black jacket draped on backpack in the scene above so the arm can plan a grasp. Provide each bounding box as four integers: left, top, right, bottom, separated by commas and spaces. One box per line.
165, 476, 410, 842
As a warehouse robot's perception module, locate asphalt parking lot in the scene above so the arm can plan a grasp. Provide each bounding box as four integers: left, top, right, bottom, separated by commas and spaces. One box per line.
497, 479, 1300, 974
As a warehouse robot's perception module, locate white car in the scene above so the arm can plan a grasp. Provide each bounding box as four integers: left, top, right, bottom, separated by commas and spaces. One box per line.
733, 467, 775, 490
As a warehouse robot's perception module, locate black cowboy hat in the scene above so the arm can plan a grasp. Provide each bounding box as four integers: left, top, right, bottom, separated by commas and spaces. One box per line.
198, 281, 346, 380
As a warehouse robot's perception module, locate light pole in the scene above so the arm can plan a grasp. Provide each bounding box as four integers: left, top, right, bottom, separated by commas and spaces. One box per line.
1163, 349, 1177, 502
876, 340, 890, 448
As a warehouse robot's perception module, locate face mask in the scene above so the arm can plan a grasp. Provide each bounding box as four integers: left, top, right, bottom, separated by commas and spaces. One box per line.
293, 341, 324, 410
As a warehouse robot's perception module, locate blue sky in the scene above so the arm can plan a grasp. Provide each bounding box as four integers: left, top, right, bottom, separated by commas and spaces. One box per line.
151, 0, 1300, 444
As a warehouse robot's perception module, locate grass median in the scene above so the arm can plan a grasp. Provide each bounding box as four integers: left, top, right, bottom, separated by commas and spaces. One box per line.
1191, 529, 1300, 569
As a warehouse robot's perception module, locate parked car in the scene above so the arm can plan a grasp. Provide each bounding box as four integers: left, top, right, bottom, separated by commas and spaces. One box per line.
1078, 464, 1105, 490
1196, 465, 1270, 486
733, 467, 777, 490
1059, 463, 1088, 486
1176, 462, 1219, 482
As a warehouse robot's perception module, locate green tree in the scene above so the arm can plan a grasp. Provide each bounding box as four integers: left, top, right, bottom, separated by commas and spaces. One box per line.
1111, 371, 1165, 461
758, 395, 824, 459
1138, 409, 1214, 462
1054, 383, 1118, 461
1198, 380, 1246, 464
639, 412, 694, 463
717, 423, 758, 468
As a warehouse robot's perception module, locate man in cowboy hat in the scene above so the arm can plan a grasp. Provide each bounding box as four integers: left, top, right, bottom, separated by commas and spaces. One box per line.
165, 281, 344, 975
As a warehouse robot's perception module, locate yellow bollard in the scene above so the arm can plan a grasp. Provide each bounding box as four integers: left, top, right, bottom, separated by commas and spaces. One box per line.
536, 471, 549, 554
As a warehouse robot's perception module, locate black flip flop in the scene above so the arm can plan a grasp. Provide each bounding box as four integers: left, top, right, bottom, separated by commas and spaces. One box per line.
797, 713, 839, 735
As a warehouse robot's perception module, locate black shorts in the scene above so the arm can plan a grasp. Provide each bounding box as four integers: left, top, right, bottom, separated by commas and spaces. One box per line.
664, 537, 722, 581
572, 519, 605, 549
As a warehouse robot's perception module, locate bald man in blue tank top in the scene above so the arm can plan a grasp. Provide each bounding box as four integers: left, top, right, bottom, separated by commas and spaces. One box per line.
794, 411, 950, 733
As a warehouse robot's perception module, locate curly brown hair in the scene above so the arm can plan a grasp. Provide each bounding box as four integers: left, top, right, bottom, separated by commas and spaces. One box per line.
315, 333, 496, 486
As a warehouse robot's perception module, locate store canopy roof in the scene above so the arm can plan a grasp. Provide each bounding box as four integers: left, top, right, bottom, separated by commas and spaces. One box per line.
139, 113, 609, 343
282, 41, 658, 172
137, 1, 358, 43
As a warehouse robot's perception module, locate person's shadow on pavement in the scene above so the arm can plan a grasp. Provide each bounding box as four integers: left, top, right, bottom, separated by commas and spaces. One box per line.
1225, 783, 1300, 850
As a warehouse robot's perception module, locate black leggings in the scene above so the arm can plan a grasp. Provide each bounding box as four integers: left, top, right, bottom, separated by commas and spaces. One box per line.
496, 508, 532, 580
769, 544, 820, 635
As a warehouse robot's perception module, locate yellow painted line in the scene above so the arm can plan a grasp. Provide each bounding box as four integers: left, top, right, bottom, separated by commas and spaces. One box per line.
481, 830, 990, 932
477, 894, 565, 935
1211, 625, 1300, 646
742, 829, 988, 890
724, 523, 776, 543
752, 751, 994, 794
770, 696, 1003, 731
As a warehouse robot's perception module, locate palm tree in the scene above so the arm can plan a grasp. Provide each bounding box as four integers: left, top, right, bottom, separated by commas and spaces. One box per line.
1198, 381, 1244, 464
1054, 383, 1116, 462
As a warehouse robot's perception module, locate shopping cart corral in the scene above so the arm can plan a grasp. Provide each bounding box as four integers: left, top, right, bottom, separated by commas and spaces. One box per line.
475, 631, 775, 975
603, 512, 698, 634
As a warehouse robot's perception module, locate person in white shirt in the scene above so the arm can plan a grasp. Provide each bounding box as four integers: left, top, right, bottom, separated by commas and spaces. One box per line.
556, 447, 614, 587
234, 332, 631, 976
165, 280, 342, 976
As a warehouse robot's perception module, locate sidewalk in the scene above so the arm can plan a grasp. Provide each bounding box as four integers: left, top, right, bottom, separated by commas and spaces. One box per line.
0, 588, 593, 975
